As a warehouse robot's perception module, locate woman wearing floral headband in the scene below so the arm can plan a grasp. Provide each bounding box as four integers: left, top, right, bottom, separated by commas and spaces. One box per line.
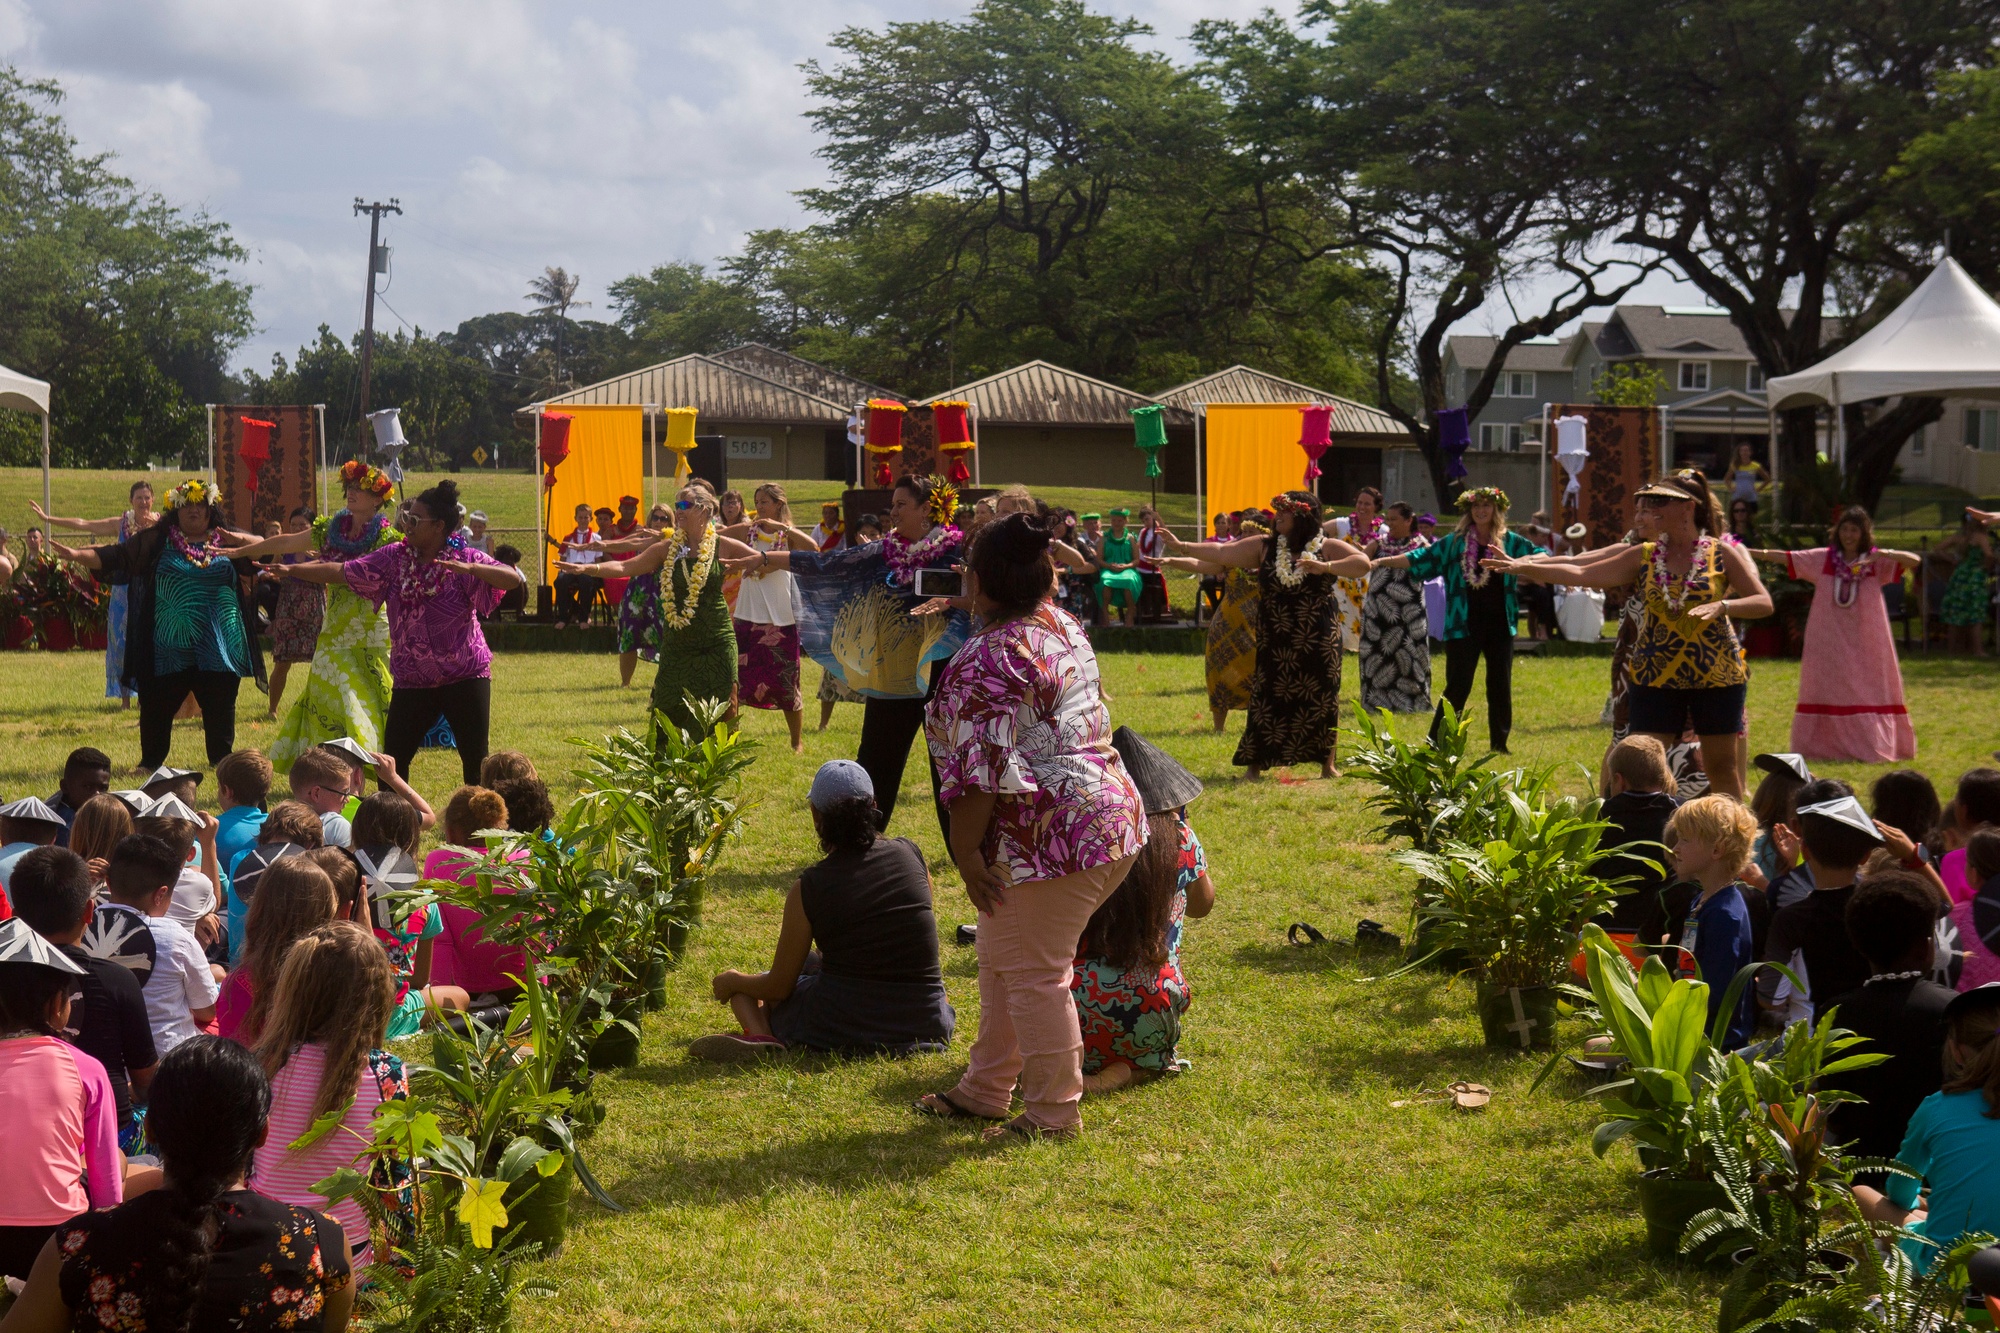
1368, 486, 1542, 753
565, 485, 757, 742
1164, 491, 1369, 779
724, 475, 973, 837
55, 479, 263, 769
281, 479, 526, 784
1743, 504, 1919, 763
1485, 470, 1773, 797
226, 459, 401, 775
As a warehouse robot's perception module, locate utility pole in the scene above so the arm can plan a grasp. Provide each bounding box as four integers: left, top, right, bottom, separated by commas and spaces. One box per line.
353, 197, 401, 444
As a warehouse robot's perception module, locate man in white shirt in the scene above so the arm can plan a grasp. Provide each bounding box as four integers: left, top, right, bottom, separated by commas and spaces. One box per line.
103, 833, 219, 1055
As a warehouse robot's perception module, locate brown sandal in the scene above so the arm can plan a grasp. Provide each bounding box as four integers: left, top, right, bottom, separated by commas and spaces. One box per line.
913, 1090, 1005, 1121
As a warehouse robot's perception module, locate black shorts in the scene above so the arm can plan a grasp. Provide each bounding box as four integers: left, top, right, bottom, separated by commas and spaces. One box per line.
1625, 682, 1747, 738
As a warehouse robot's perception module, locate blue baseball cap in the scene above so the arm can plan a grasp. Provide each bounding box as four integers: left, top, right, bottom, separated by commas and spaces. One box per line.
808, 760, 874, 811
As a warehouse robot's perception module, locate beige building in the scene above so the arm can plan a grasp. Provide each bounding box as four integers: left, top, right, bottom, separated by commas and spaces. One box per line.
919, 361, 1196, 492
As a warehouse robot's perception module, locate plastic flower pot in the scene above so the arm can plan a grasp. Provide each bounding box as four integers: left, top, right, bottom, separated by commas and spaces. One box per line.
666, 883, 704, 961
38, 614, 73, 651
78, 623, 107, 651
1475, 981, 1560, 1051
503, 1156, 573, 1259
1637, 1170, 1729, 1259
1, 614, 31, 649
643, 957, 669, 1011
585, 998, 646, 1070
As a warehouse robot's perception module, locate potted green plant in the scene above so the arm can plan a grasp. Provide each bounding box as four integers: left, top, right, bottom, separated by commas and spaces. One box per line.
1396, 793, 1638, 1049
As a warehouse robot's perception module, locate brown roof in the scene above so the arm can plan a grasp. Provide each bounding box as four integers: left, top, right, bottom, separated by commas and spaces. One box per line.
709, 343, 899, 408
918, 360, 1192, 427
1445, 334, 1579, 373
1153, 365, 1405, 438
1600, 306, 1756, 360
531, 353, 849, 423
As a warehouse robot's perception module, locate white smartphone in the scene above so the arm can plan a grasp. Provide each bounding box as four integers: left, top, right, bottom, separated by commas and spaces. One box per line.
912, 568, 963, 599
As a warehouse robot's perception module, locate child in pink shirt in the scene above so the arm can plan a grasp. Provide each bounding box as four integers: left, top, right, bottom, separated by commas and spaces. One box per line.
0, 919, 123, 1280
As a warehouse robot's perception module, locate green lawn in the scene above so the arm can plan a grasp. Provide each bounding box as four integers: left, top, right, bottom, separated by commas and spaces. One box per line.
2, 639, 1997, 1330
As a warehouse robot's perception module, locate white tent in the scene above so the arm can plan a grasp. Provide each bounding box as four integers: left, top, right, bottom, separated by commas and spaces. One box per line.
0, 363, 52, 516
1767, 257, 2000, 410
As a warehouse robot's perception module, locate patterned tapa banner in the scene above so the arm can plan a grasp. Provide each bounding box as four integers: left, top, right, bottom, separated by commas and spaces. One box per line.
1545, 403, 1659, 550
214, 405, 319, 534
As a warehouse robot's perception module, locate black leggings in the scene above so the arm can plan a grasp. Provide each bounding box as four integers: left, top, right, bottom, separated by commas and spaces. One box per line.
856, 693, 949, 845
553, 571, 596, 622
1433, 603, 1515, 751
138, 670, 241, 769
382, 677, 492, 787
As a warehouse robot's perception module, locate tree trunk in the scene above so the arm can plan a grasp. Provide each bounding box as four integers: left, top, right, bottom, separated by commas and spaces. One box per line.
1777, 406, 1822, 523
1848, 397, 1944, 513
1417, 422, 1458, 512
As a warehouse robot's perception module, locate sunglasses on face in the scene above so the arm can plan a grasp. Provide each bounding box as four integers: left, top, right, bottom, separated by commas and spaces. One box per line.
675, 500, 696, 511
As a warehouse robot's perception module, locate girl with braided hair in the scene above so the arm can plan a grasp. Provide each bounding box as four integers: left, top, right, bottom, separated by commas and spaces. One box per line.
6, 1034, 354, 1332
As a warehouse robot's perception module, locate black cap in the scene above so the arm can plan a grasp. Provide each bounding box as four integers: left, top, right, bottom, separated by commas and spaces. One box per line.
1110, 726, 1203, 815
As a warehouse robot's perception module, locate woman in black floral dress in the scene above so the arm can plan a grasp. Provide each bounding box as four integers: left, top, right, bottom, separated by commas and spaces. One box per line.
1164, 492, 1369, 778
5, 1036, 354, 1333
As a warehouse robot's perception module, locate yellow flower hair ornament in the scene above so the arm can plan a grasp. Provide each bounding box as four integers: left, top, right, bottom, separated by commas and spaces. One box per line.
163, 478, 212, 509
339, 458, 394, 498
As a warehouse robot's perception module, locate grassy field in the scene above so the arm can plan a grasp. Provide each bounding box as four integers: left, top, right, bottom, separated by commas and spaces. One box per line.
3, 638, 1998, 1331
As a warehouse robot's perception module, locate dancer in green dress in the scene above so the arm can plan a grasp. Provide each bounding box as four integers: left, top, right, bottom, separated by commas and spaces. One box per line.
230, 460, 401, 772
563, 485, 757, 739
1939, 510, 1996, 656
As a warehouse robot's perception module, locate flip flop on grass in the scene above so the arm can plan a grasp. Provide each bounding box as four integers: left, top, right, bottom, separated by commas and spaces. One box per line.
688, 1033, 785, 1064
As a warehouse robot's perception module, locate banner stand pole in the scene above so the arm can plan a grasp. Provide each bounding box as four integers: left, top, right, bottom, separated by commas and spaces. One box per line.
314, 404, 328, 514
205, 404, 215, 480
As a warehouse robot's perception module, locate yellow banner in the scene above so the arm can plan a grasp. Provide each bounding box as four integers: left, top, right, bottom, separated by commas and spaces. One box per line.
1204, 402, 1311, 527
542, 404, 644, 584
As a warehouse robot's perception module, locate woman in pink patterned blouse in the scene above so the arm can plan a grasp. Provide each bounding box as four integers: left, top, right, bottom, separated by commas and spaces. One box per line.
917, 513, 1145, 1141
283, 480, 525, 786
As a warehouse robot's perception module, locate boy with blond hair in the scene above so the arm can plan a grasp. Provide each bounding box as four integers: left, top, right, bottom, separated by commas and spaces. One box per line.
1667, 794, 1761, 1048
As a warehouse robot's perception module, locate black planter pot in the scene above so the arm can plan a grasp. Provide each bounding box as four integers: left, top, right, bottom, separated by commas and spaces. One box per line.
1475, 981, 1560, 1051
642, 957, 669, 1011
1637, 1170, 1728, 1259
666, 883, 704, 961
504, 1157, 574, 1259
586, 999, 646, 1070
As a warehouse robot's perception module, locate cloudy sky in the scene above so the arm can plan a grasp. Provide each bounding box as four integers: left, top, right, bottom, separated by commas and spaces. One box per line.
2, 0, 1702, 376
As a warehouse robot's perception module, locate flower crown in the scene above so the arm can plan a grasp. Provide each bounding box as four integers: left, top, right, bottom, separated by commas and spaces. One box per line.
1456, 485, 1510, 511
163, 478, 212, 510
923, 476, 958, 526
339, 458, 394, 498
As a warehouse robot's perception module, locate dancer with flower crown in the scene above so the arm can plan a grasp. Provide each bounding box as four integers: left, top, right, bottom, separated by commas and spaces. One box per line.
227, 459, 401, 774
1485, 470, 1773, 798
1163, 491, 1369, 779
725, 475, 973, 836
1744, 504, 1920, 763
54, 479, 264, 769
564, 485, 757, 742
282, 480, 525, 784
1371, 486, 1544, 754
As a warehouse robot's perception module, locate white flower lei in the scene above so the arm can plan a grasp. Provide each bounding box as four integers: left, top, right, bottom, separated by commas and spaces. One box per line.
881, 523, 961, 587
663, 523, 717, 631
1271, 533, 1325, 588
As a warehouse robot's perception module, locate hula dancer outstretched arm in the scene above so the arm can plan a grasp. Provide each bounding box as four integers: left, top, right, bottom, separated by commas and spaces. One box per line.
1296, 538, 1372, 579
1161, 529, 1268, 569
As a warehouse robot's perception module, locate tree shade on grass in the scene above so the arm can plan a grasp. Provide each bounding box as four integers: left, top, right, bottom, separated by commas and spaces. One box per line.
0, 642, 1994, 1329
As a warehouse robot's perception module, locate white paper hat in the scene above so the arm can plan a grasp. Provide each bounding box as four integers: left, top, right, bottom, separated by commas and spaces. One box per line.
0, 795, 65, 828
0, 918, 85, 975
1753, 753, 1813, 784
321, 737, 376, 770
1795, 795, 1883, 842
144, 765, 201, 789
108, 790, 152, 815
141, 793, 201, 823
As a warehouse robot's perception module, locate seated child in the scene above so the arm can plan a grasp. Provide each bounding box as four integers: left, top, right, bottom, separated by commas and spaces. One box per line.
214, 750, 272, 891
320, 738, 436, 831
1871, 768, 1942, 868
1938, 766, 2000, 900
141, 765, 202, 807
1760, 781, 1882, 1023
0, 918, 123, 1281
136, 796, 221, 949
1072, 726, 1215, 1092
45, 745, 111, 848
249, 920, 405, 1266
1953, 829, 2000, 993
217, 859, 338, 1044
490, 775, 554, 834
0, 796, 69, 899
11, 847, 157, 1151
1666, 795, 1760, 1049
1748, 753, 1812, 898
1824, 871, 1956, 1163
1855, 983, 2000, 1270
422, 785, 526, 1002
288, 747, 356, 848
694, 761, 953, 1061
351, 793, 469, 1036
4, 1035, 353, 1330
478, 750, 538, 787
101, 834, 219, 1059
224, 799, 323, 962
305, 845, 362, 922
1594, 735, 1679, 938
67, 793, 134, 890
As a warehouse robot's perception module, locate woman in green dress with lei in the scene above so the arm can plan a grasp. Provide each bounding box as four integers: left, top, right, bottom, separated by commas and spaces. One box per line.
229, 460, 401, 772
563, 485, 758, 739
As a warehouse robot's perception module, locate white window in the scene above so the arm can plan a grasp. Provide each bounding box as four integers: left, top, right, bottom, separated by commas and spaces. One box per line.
1679, 361, 1710, 391
1746, 364, 1765, 392
1479, 423, 1524, 452
1505, 370, 1535, 398
1963, 408, 2000, 452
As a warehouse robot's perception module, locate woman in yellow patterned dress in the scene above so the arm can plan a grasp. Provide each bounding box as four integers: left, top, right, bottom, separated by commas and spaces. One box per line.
1486, 469, 1772, 799
1162, 518, 1264, 732
1331, 487, 1383, 653
230, 461, 401, 773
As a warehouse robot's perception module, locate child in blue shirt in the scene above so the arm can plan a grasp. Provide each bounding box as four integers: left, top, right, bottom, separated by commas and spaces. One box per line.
214, 751, 271, 962
1668, 794, 1760, 1049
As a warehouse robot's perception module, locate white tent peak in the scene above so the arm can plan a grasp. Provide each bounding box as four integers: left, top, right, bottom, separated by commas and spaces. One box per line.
1766, 257, 2000, 409
0, 363, 49, 415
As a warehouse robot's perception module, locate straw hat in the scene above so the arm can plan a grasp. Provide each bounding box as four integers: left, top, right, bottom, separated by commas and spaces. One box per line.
1110, 727, 1203, 814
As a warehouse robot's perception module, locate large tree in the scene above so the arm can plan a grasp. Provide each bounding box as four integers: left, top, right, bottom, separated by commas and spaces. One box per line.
1196, 1, 1659, 503
0, 68, 253, 467
1604, 0, 1999, 514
